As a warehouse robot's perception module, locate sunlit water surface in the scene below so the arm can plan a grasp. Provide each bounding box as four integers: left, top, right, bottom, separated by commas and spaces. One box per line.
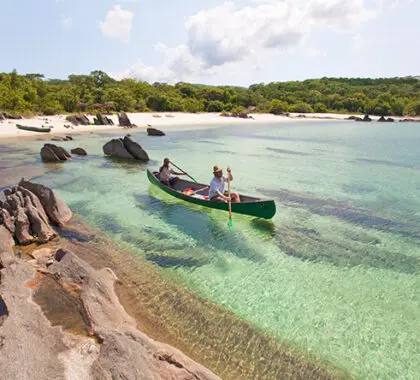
1, 121, 419, 379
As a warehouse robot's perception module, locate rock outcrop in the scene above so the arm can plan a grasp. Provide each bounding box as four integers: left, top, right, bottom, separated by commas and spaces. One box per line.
103, 139, 134, 159
40, 145, 60, 162
0, 237, 220, 380
94, 114, 114, 126
103, 136, 149, 161
47, 249, 220, 380
66, 114, 90, 126
1, 181, 70, 244
3, 113, 23, 120
40, 144, 71, 162
19, 178, 73, 226
147, 127, 166, 136
51, 135, 73, 141
14, 206, 33, 245
118, 112, 132, 127
71, 147, 88, 156
400, 118, 418, 122
123, 136, 149, 161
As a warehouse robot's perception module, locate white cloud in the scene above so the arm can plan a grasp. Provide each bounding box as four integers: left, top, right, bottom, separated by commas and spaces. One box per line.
60, 16, 72, 29
306, 47, 326, 57
116, 0, 383, 82
351, 34, 367, 53
99, 5, 134, 43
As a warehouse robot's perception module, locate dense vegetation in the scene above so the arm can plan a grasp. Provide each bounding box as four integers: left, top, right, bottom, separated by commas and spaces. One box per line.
1, 70, 419, 116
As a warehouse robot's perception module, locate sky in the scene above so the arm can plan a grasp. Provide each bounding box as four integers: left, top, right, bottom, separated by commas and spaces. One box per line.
2, 0, 419, 86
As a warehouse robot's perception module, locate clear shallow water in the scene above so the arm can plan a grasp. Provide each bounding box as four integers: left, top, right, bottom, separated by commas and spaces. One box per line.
1, 121, 419, 379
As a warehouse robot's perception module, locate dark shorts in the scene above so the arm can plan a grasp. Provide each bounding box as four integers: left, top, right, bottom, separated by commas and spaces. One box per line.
161, 177, 176, 186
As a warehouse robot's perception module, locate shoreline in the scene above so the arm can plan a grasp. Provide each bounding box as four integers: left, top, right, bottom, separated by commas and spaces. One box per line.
2, 111, 418, 141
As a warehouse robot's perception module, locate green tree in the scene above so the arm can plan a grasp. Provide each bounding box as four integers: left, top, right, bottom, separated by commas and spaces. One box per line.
269, 99, 288, 115
206, 100, 224, 112
404, 101, 420, 116
291, 102, 314, 113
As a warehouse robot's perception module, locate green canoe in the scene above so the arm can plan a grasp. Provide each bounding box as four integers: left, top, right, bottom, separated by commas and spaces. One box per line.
16, 124, 51, 133
147, 169, 276, 219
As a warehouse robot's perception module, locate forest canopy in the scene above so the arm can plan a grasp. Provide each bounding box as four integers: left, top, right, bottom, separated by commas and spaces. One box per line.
0, 70, 419, 116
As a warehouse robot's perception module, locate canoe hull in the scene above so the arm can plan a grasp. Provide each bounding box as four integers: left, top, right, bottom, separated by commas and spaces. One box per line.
16, 124, 51, 133
147, 169, 276, 219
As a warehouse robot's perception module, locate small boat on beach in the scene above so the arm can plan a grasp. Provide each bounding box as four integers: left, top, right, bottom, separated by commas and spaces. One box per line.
147, 169, 276, 219
16, 124, 51, 133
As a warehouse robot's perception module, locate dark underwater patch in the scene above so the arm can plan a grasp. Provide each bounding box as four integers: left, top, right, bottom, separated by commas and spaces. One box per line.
267, 147, 311, 156
259, 188, 420, 240
145, 252, 205, 270
342, 184, 376, 195
275, 225, 418, 274
356, 158, 418, 170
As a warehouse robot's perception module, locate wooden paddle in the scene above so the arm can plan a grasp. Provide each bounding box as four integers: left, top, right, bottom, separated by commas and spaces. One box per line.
227, 167, 233, 229
169, 161, 198, 183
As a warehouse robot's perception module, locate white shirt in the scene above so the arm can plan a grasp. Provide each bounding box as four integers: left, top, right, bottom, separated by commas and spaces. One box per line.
159, 166, 174, 182
209, 176, 227, 199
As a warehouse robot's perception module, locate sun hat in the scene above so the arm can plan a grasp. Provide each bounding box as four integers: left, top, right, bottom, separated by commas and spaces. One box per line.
213, 164, 223, 173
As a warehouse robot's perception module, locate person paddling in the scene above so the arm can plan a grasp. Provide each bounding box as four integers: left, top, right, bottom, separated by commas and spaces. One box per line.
209, 165, 240, 203
159, 158, 185, 187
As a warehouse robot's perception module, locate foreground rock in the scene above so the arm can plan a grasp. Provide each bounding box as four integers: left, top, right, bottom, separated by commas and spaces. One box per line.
0, 232, 220, 380
71, 147, 88, 156
103, 136, 149, 161
147, 127, 166, 136
51, 249, 220, 380
19, 178, 73, 226
1, 180, 71, 244
118, 112, 132, 127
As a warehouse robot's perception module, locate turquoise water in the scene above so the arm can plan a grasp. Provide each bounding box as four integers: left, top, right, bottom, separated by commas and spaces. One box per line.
2, 121, 419, 379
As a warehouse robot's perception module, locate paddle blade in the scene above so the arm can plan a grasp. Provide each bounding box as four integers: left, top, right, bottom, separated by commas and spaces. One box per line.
227, 218, 233, 230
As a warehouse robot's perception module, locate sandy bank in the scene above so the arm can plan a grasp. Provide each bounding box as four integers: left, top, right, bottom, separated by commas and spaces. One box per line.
5, 111, 415, 140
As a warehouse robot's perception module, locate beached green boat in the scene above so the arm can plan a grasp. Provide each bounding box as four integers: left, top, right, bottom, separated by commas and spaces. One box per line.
147, 169, 276, 219
16, 124, 51, 133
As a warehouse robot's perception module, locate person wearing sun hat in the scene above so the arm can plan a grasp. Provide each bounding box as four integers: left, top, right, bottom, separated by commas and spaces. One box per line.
208, 164, 240, 203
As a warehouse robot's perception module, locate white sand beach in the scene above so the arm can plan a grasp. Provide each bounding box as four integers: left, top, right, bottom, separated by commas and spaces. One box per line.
0, 112, 417, 139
